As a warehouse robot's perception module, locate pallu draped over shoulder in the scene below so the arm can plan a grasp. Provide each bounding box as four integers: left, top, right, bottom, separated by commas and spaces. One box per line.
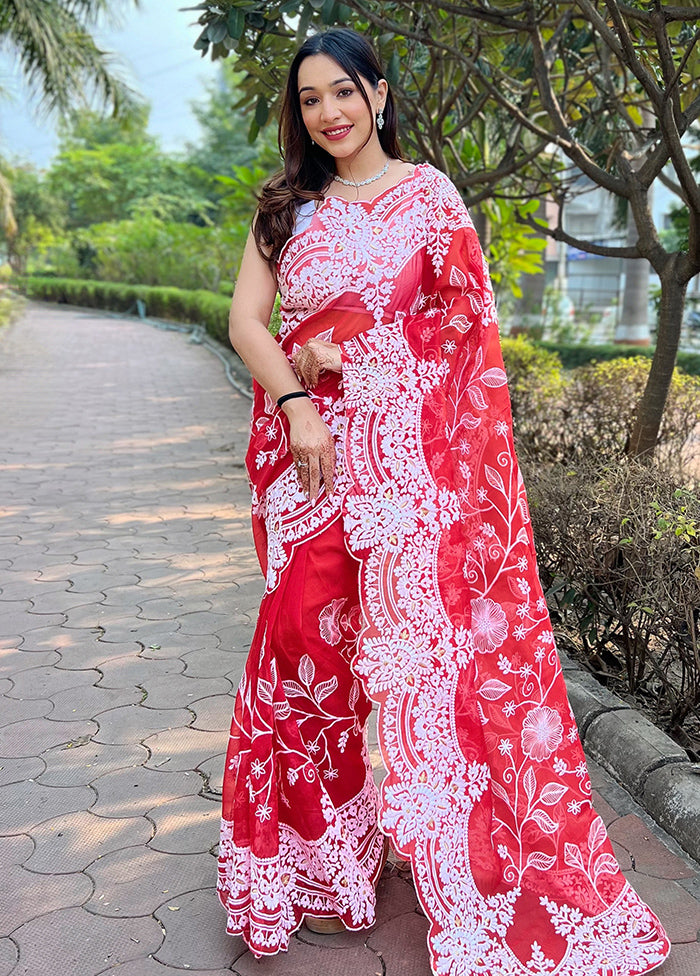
218, 162, 670, 976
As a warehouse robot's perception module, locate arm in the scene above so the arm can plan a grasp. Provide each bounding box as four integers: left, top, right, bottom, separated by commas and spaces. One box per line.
229, 229, 336, 502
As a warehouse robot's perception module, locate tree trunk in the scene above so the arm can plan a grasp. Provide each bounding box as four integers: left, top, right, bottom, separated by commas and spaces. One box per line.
628, 259, 687, 458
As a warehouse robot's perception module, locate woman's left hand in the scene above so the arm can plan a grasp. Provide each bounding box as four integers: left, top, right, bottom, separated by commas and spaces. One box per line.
293, 338, 342, 388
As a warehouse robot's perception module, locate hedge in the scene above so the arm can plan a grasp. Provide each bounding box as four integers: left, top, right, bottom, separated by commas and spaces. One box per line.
15, 276, 232, 345
538, 339, 700, 376
15, 276, 700, 377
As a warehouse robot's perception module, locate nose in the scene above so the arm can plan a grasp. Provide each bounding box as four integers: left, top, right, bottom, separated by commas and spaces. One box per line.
319, 95, 342, 123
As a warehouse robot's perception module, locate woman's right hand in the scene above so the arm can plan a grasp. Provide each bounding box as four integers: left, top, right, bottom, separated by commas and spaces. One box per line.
282, 397, 336, 503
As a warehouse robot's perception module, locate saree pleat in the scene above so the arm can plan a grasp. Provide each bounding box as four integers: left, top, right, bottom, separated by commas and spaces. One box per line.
218, 162, 670, 974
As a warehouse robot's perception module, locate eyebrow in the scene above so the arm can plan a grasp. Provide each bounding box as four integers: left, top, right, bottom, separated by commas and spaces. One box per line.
298, 77, 353, 94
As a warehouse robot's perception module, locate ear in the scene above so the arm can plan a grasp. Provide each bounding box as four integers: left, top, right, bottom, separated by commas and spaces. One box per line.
376, 77, 388, 109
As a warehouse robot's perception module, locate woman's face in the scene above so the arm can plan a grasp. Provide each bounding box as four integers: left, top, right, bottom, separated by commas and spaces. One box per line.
297, 53, 386, 160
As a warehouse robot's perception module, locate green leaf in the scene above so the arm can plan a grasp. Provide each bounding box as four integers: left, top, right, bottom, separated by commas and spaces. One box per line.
309, 0, 326, 8
227, 9, 246, 39
386, 50, 400, 86
207, 19, 229, 44
321, 0, 339, 23
255, 94, 269, 127
248, 117, 260, 144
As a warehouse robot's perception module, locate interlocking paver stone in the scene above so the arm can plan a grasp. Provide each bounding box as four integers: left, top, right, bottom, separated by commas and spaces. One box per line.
0, 780, 95, 834
137, 674, 229, 711
197, 753, 225, 795
0, 755, 45, 787
37, 740, 148, 787
190, 694, 236, 732
7, 665, 99, 700
49, 683, 142, 721
90, 765, 201, 819
55, 639, 144, 671
27, 810, 152, 873
154, 889, 247, 971
0, 863, 92, 935
366, 912, 431, 976
148, 794, 220, 854
0, 717, 97, 758
86, 846, 213, 917
0, 694, 52, 725
96, 654, 185, 689
0, 937, 18, 976
0, 834, 34, 866
657, 942, 700, 975
93, 704, 192, 745
181, 645, 246, 679
232, 936, 384, 976
0, 647, 60, 678
142, 727, 225, 772
10, 907, 163, 976
97, 958, 234, 976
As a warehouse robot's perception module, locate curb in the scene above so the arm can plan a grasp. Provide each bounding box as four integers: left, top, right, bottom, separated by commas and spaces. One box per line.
560, 651, 700, 863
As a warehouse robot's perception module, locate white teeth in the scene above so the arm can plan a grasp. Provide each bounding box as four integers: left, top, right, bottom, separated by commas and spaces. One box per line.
325, 127, 350, 135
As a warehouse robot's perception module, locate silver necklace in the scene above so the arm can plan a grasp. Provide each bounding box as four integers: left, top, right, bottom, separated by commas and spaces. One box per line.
333, 159, 389, 188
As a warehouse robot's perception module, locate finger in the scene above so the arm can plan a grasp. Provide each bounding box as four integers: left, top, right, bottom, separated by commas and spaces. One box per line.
295, 457, 310, 494
308, 455, 321, 503
319, 440, 336, 496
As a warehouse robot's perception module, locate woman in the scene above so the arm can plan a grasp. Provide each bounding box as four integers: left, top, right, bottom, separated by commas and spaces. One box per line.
218, 26, 670, 976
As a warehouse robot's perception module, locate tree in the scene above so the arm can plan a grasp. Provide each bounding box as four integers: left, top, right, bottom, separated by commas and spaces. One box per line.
0, 0, 140, 118
187, 0, 700, 459
47, 110, 216, 228
0, 159, 65, 273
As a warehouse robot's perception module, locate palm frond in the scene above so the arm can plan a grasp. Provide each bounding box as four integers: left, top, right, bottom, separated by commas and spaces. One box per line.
0, 0, 143, 118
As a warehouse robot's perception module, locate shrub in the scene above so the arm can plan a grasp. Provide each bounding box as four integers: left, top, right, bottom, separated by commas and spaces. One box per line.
525, 457, 700, 751
16, 276, 232, 345
505, 343, 700, 472
537, 339, 700, 377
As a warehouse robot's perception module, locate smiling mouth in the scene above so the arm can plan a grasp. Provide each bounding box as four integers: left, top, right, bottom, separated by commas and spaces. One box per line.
322, 125, 352, 137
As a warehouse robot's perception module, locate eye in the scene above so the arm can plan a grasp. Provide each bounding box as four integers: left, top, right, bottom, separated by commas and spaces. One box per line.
337, 88, 354, 97
302, 96, 319, 106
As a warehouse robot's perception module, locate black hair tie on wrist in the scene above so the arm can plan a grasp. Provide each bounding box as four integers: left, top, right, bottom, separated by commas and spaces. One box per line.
277, 390, 310, 408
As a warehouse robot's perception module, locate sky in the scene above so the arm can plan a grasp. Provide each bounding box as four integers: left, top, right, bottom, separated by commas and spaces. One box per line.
0, 2, 222, 167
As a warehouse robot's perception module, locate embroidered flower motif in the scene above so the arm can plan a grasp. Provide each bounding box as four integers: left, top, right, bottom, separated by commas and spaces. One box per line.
319, 598, 346, 646
251, 759, 266, 778
521, 706, 564, 761
255, 803, 272, 823
470, 597, 509, 653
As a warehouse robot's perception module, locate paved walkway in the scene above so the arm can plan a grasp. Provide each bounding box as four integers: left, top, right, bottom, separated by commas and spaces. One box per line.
0, 303, 699, 976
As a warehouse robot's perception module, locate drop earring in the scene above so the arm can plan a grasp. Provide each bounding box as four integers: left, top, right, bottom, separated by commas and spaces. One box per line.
376, 109, 384, 130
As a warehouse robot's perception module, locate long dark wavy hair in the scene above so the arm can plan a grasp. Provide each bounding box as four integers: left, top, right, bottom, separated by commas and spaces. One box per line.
254, 28, 404, 266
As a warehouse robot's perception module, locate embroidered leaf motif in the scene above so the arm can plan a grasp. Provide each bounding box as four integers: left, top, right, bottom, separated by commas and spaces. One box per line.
491, 780, 510, 803
485, 464, 506, 495
450, 265, 469, 290
257, 679, 273, 704
299, 654, 315, 686
314, 675, 338, 704
348, 679, 360, 710
593, 852, 618, 881
564, 842, 585, 872
282, 679, 307, 698
481, 367, 508, 388
273, 700, 291, 720
524, 766, 537, 802
450, 314, 472, 333
531, 809, 559, 834
477, 678, 511, 700
588, 815, 607, 853
526, 851, 557, 871
540, 782, 568, 806
469, 385, 488, 411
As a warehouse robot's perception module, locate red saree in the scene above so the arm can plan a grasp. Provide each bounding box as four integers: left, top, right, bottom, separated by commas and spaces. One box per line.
218, 163, 670, 975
